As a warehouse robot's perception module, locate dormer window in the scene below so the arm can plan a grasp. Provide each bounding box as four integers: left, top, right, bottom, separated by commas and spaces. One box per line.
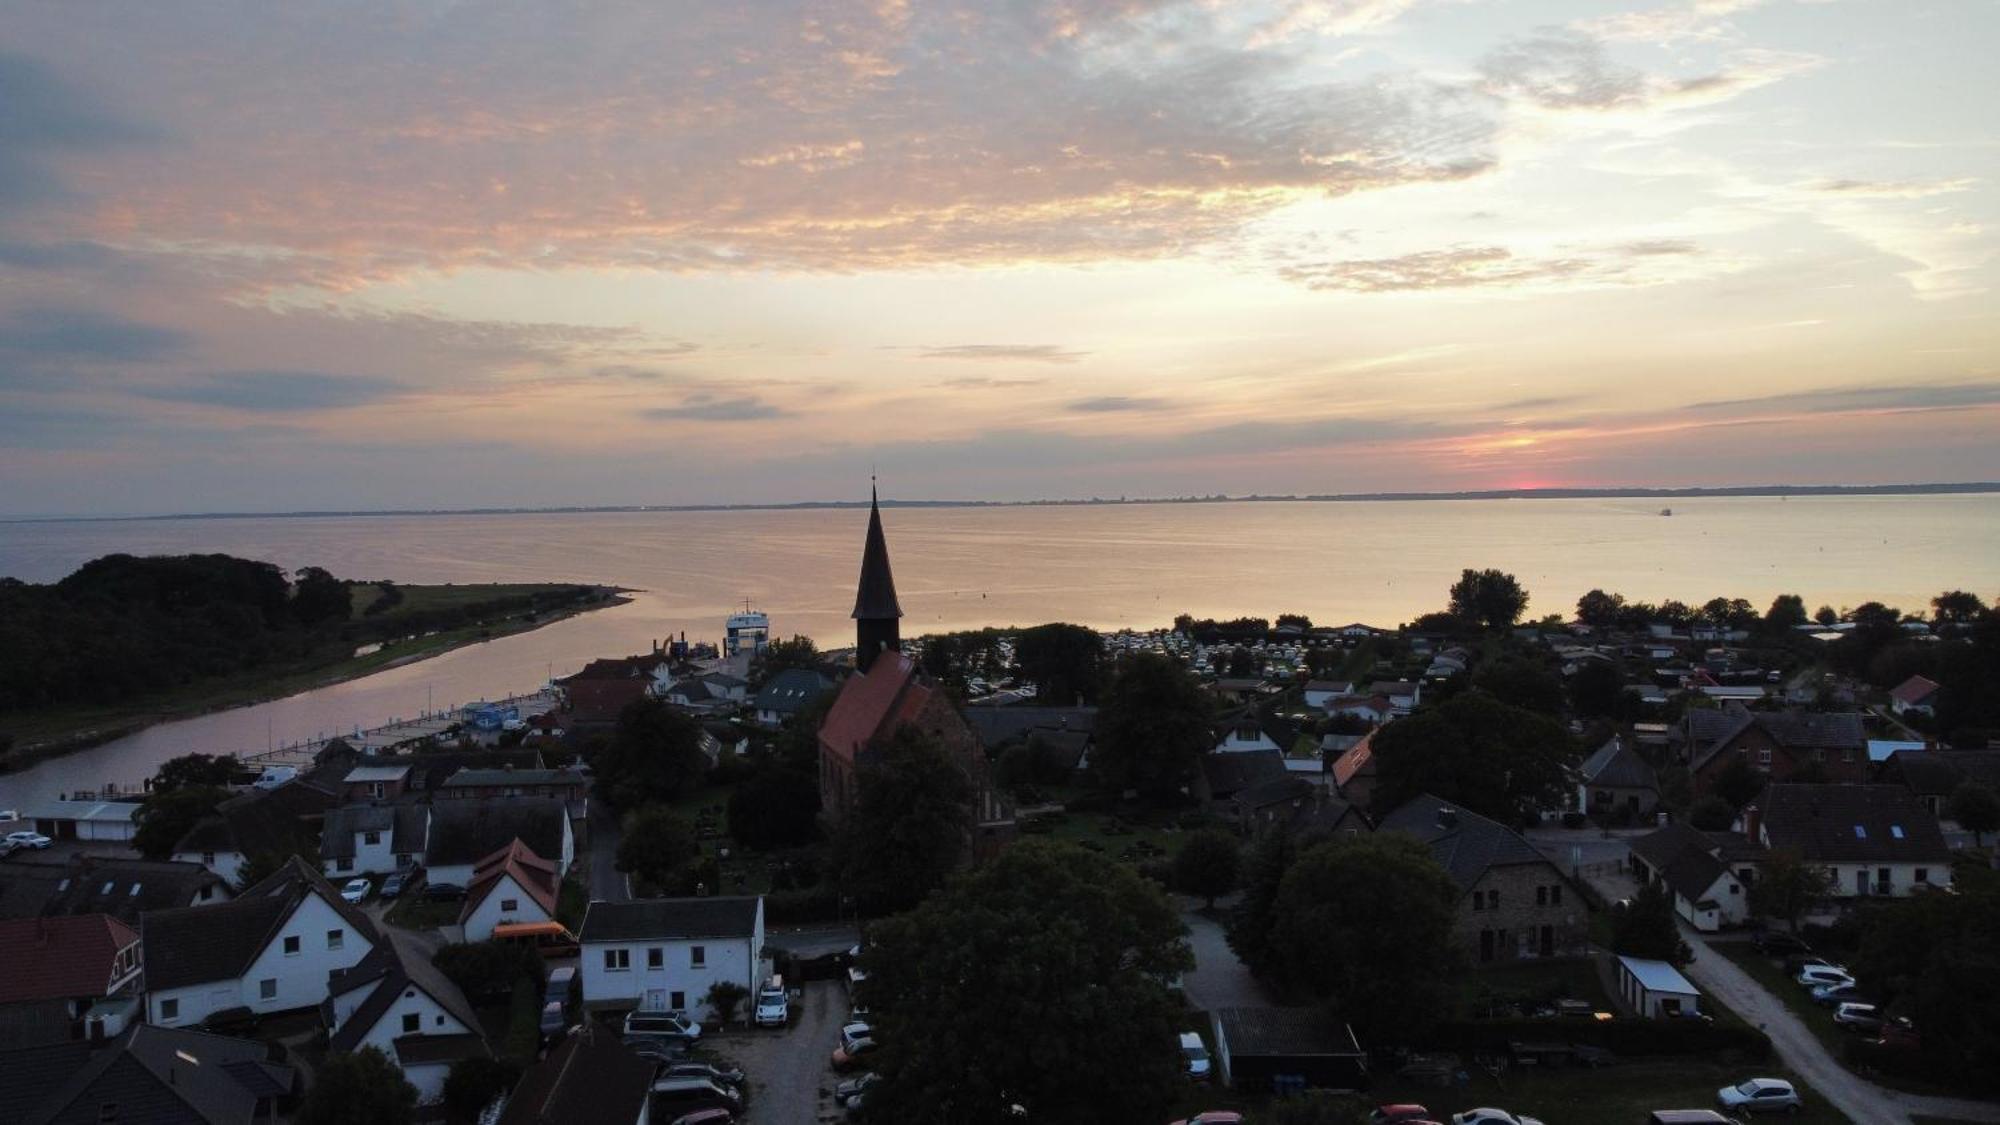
1853, 826, 1867, 839
1891, 825, 1905, 839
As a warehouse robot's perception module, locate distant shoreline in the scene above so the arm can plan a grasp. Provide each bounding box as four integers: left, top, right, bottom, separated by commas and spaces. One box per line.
4, 480, 1996, 524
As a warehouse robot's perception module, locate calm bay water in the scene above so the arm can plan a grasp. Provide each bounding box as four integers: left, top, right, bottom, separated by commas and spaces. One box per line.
3, 494, 1996, 805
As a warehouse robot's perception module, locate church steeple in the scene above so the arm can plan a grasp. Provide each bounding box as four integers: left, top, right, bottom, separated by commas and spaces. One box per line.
852, 479, 903, 672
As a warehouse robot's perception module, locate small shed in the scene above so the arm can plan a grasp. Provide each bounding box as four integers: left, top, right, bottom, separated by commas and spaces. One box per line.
25, 800, 143, 842
1209, 1007, 1367, 1093
1616, 956, 1701, 1018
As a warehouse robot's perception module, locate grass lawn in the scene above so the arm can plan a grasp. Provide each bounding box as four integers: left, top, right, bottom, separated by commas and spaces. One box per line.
385, 893, 461, 931
1456, 959, 1614, 1018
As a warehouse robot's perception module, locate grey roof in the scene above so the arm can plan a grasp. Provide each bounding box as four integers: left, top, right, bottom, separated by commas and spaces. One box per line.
579, 896, 761, 943
171, 779, 338, 860
327, 932, 484, 1054
852, 486, 903, 621
319, 804, 429, 859
962, 706, 1097, 750
24, 857, 226, 925
1579, 738, 1659, 792
1213, 1007, 1362, 1058
1629, 822, 1733, 904
1201, 750, 1288, 800
142, 857, 379, 992
1758, 784, 1952, 863
1233, 775, 1316, 811
497, 1023, 655, 1125
0, 1040, 92, 1122
15, 1024, 291, 1125
1687, 705, 1867, 771
700, 672, 748, 689
343, 765, 411, 783
425, 797, 568, 869
1880, 750, 2000, 797
440, 768, 582, 789
1377, 796, 1557, 893
397, 749, 546, 792
752, 668, 836, 716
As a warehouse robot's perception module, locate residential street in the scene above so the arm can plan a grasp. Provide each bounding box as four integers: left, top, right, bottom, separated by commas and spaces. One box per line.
713, 978, 848, 1124
1178, 902, 1271, 1013
588, 793, 631, 904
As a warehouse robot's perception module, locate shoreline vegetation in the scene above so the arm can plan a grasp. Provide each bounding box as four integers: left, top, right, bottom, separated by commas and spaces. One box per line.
0, 559, 627, 772
5, 480, 1997, 524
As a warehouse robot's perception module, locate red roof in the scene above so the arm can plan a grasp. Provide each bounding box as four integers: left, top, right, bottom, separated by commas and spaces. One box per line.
564, 678, 652, 723
817, 652, 932, 766
1891, 675, 1940, 706
0, 914, 140, 1003
1332, 729, 1377, 788
462, 839, 560, 921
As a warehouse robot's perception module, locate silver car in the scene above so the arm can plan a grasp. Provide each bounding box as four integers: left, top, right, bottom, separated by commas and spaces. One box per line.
1717, 1078, 1802, 1115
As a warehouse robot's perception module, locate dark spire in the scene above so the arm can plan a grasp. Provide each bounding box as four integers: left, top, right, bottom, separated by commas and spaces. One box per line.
853, 479, 903, 671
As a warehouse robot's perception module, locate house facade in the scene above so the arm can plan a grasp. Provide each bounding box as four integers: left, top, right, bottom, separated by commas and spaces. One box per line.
459, 840, 561, 942
1628, 822, 1750, 931
1684, 705, 1869, 793
1746, 783, 1954, 900
579, 897, 765, 1022
424, 797, 575, 886
1575, 736, 1660, 819
1379, 797, 1588, 967
325, 933, 486, 1104
320, 804, 430, 878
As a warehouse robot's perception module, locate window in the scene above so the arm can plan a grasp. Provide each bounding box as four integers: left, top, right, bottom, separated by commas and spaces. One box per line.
327, 929, 343, 950
1853, 825, 1867, 840
1915, 868, 1930, 884
647, 947, 664, 970
202, 852, 215, 866
363, 830, 381, 846
670, 991, 685, 1011
604, 949, 630, 971
1536, 886, 1547, 906
402, 1012, 421, 1034
259, 979, 277, 1000
1471, 891, 1485, 911
690, 946, 706, 968
501, 898, 519, 912
1891, 825, 1906, 839
97, 1103, 117, 1123
1757, 749, 1773, 767
337, 856, 354, 872
159, 998, 179, 1021
283, 935, 301, 956
1490, 891, 1500, 909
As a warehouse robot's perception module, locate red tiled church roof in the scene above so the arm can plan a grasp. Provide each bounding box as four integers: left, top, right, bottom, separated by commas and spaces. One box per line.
818, 652, 933, 766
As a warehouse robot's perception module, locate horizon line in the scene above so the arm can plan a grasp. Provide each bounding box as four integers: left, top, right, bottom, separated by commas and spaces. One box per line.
4, 480, 1997, 525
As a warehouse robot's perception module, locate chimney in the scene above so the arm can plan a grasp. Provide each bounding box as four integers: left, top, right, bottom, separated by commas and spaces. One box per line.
1437, 807, 1458, 830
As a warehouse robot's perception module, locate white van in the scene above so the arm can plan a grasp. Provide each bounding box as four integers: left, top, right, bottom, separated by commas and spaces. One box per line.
1179, 1031, 1211, 1080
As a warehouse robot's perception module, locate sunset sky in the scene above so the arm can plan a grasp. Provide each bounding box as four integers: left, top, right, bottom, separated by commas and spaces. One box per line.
3, 0, 1996, 515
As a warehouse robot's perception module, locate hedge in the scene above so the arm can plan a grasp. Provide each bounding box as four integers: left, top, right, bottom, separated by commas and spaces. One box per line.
764, 885, 842, 924
1424, 1017, 1772, 1061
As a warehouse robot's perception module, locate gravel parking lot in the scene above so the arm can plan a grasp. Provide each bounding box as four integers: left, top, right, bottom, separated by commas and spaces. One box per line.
708, 979, 851, 1124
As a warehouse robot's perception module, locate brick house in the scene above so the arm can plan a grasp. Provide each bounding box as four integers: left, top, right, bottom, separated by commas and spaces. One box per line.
1378, 796, 1588, 967
1683, 705, 1868, 794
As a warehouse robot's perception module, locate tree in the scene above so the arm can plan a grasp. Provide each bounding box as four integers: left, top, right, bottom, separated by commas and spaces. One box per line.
589, 698, 709, 809
1368, 692, 1576, 824
858, 840, 1191, 1125
1575, 588, 1626, 629
1748, 849, 1832, 933
1569, 659, 1626, 719
152, 752, 240, 792
726, 767, 822, 850
1611, 882, 1691, 965
1448, 568, 1529, 631
1851, 876, 2000, 1091
617, 806, 699, 891
1814, 605, 1839, 626
1710, 754, 1766, 809
1765, 594, 1808, 630
1092, 652, 1215, 802
833, 725, 974, 913
1014, 623, 1104, 705
705, 980, 750, 1025
1934, 590, 1989, 627
1276, 613, 1313, 630
1174, 830, 1241, 908
431, 941, 542, 1004
754, 634, 821, 678
1687, 795, 1737, 831
133, 785, 228, 860
1226, 829, 1301, 979
298, 1046, 416, 1125
1948, 781, 2000, 847
1263, 835, 1461, 1043
1472, 656, 1564, 715
1226, 646, 1259, 678
234, 848, 309, 892
291, 566, 352, 627
442, 1058, 519, 1125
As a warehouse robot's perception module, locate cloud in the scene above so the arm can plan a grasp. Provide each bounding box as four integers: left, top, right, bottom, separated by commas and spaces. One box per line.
0, 240, 120, 270
133, 371, 406, 412
1684, 381, 2000, 416
1478, 29, 1818, 113
916, 344, 1088, 364
1580, 0, 1765, 45
1067, 395, 1171, 412
0, 305, 189, 361
0, 51, 153, 211
1248, 0, 1426, 46
933, 376, 1051, 389
1808, 178, 1977, 200
642, 393, 789, 421
1276, 240, 1702, 292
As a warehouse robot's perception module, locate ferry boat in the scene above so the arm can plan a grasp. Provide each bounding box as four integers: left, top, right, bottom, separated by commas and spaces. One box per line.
725, 607, 771, 657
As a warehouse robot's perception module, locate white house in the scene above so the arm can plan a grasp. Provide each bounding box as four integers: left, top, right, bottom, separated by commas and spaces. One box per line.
142, 858, 379, 1028
1749, 783, 1955, 900
1616, 955, 1702, 1018
1214, 718, 1283, 754
1369, 680, 1421, 715
325, 932, 487, 1104
459, 839, 561, 942
320, 804, 430, 879
580, 896, 766, 1022
1627, 823, 1750, 932
1889, 675, 1940, 717
425, 797, 575, 887
21, 800, 143, 843
1302, 680, 1354, 711
1325, 694, 1392, 725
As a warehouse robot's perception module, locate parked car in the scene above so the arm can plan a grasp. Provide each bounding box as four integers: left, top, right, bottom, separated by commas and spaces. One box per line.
831, 1038, 878, 1072
1834, 1003, 1885, 1034
423, 881, 467, 902
544, 966, 577, 1009
649, 1077, 740, 1116
1170, 1114, 1244, 1125
666, 1110, 734, 1125
834, 1072, 880, 1107
1811, 981, 1865, 1006
379, 869, 413, 898
840, 1022, 874, 1053
1794, 966, 1853, 989
340, 877, 371, 904
1180, 1031, 1211, 1081
1717, 1078, 1802, 1114
661, 1062, 745, 1088
1752, 930, 1812, 956
1782, 954, 1835, 977
622, 1036, 691, 1063
754, 978, 789, 1027
1371, 1106, 1436, 1123
538, 1000, 569, 1038
1452, 1111, 1544, 1125
3, 831, 53, 850
625, 1010, 701, 1041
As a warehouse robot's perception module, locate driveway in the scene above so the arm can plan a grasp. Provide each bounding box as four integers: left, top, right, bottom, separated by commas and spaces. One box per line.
588, 794, 630, 903
711, 978, 849, 1124
1179, 905, 1272, 1013
1678, 921, 2000, 1125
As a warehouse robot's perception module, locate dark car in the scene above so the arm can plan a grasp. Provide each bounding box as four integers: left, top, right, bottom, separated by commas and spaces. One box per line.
661, 1061, 746, 1088
1753, 931, 1812, 956
423, 881, 466, 902
379, 869, 415, 899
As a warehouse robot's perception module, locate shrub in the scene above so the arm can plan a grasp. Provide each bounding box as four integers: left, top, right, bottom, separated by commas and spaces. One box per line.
765, 884, 843, 924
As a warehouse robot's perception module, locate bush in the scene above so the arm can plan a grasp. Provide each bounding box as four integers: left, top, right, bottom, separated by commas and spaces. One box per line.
1424, 1017, 1771, 1060
705, 980, 750, 1025
765, 884, 843, 924
432, 942, 542, 1004
442, 1058, 519, 1125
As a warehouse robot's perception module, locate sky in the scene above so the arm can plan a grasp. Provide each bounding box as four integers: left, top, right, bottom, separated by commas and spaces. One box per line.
2, 0, 1997, 516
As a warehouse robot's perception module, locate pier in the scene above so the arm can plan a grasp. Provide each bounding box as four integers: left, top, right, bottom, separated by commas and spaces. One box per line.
233, 687, 563, 768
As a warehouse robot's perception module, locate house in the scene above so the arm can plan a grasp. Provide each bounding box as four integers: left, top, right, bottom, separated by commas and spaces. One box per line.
1377, 796, 1587, 966
1876, 749, 2000, 817
1210, 678, 1272, 705
560, 666, 656, 730
1214, 715, 1283, 754
425, 797, 575, 887
1207, 1007, 1367, 1092
579, 896, 765, 1021
1196, 750, 1288, 807
1889, 675, 1941, 717
1745, 783, 1954, 899
170, 780, 340, 887
703, 722, 751, 763
750, 668, 837, 727
141, 857, 380, 1028
324, 932, 486, 1104
0, 1024, 293, 1125
459, 840, 561, 942
698, 672, 750, 704
1329, 731, 1379, 810
19, 801, 143, 843
23, 857, 232, 923
1575, 736, 1660, 819
1324, 694, 1392, 726
818, 651, 1011, 839
1302, 681, 1354, 711
341, 764, 411, 802
319, 804, 430, 879
496, 1022, 656, 1125
435, 767, 586, 804
1370, 681, 1421, 715
1683, 704, 1870, 793
1616, 956, 1701, 1018
0, 915, 144, 1043
395, 749, 546, 794
1627, 822, 1749, 931
1232, 780, 1364, 836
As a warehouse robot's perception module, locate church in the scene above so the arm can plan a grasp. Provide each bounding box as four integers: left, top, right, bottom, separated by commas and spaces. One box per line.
816, 486, 1013, 847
